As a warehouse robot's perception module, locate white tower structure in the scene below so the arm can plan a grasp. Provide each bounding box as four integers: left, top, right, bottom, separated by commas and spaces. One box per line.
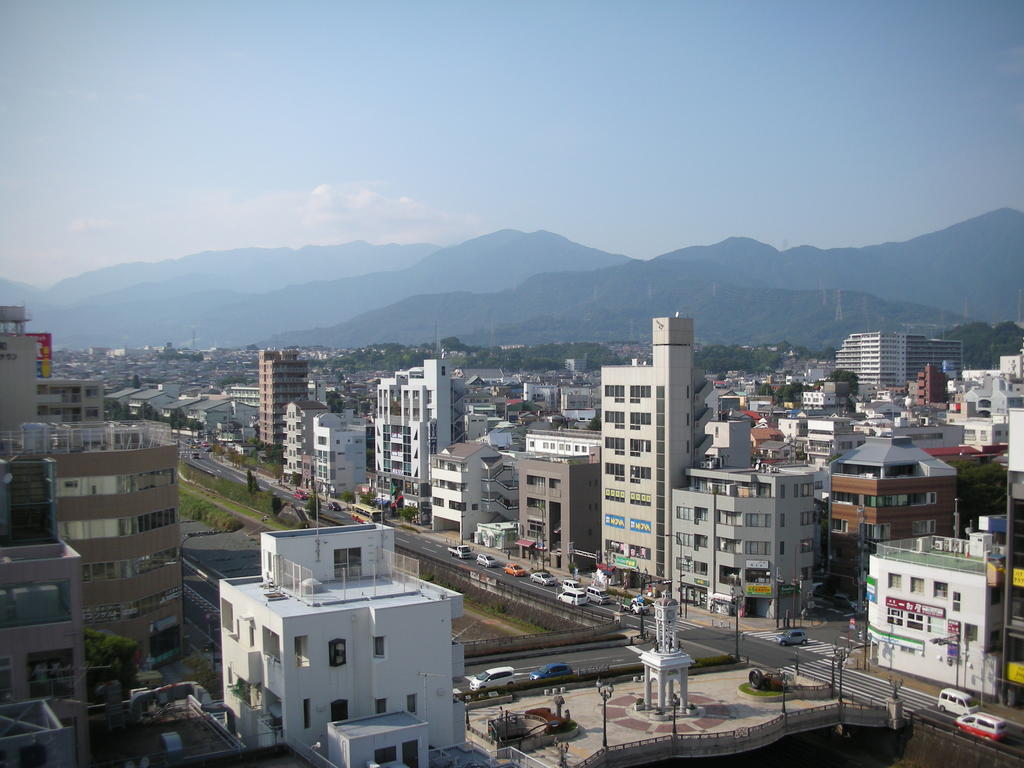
638, 596, 694, 711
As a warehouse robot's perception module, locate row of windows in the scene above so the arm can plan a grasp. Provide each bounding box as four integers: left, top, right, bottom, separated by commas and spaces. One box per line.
58, 468, 176, 497
82, 547, 179, 582
58, 507, 177, 540
833, 491, 936, 507
831, 519, 935, 537
84, 586, 180, 625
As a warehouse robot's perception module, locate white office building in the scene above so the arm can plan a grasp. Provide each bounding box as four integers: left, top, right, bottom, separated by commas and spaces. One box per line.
867, 532, 1003, 697
219, 525, 465, 752
430, 442, 518, 540
284, 400, 328, 480
835, 332, 962, 389
312, 411, 367, 496
375, 360, 465, 518
600, 317, 710, 585
524, 429, 601, 459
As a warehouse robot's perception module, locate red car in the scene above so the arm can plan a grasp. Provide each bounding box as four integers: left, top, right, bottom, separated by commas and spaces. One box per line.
294, 490, 309, 501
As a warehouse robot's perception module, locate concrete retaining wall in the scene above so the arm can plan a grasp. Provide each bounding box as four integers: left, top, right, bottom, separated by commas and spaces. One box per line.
901, 716, 1024, 768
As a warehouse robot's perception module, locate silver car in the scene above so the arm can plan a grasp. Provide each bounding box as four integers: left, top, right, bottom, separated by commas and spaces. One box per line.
530, 571, 557, 586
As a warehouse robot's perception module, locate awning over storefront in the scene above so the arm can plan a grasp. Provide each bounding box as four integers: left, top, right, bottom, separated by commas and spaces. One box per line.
710, 592, 735, 603
597, 563, 616, 573
515, 539, 536, 548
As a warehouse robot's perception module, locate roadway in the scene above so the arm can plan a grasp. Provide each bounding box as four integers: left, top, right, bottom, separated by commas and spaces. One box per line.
179, 451, 1024, 742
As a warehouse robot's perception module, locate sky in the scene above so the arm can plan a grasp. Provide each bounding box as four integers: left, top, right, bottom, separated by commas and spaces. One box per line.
1, 1, 1023, 287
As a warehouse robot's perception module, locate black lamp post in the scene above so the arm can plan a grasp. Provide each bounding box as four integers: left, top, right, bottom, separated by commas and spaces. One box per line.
731, 581, 741, 661
638, 569, 650, 640
781, 672, 787, 716
671, 693, 680, 739
597, 680, 614, 749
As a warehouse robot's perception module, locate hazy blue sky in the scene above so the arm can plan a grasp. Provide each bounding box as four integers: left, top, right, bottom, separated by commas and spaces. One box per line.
2, 1, 1023, 286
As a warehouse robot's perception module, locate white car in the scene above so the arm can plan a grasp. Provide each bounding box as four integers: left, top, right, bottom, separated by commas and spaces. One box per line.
476, 554, 499, 568
530, 571, 557, 586
561, 578, 582, 592
557, 588, 587, 606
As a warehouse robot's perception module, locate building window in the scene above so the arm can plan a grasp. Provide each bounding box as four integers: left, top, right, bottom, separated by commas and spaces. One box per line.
800, 538, 813, 553
403, 740, 420, 768
910, 577, 924, 594
676, 506, 692, 521
888, 573, 902, 589
375, 698, 388, 714
329, 638, 347, 667
331, 698, 348, 721
695, 507, 708, 522
375, 746, 398, 764
912, 519, 936, 535
303, 698, 311, 729
779, 541, 785, 555
294, 635, 309, 667
887, 607, 904, 626
933, 581, 948, 599
333, 547, 362, 580
906, 612, 925, 631
374, 636, 386, 657
407, 693, 417, 713
629, 412, 651, 429
832, 518, 848, 533
952, 591, 961, 612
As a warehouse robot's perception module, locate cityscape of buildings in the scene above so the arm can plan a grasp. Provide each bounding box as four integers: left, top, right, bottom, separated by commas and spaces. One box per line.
2, 302, 1023, 768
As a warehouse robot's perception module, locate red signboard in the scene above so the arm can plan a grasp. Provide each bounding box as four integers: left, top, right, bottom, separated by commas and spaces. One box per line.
26, 332, 52, 378
885, 596, 945, 618
947, 620, 961, 636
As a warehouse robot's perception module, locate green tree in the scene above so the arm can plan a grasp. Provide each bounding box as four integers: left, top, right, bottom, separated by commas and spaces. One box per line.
341, 490, 355, 503
949, 460, 1007, 535
586, 415, 601, 431
271, 495, 282, 516
246, 469, 258, 496
85, 628, 138, 700
131, 374, 141, 389
360, 492, 375, 506
757, 382, 775, 397
290, 472, 302, 487
183, 653, 221, 696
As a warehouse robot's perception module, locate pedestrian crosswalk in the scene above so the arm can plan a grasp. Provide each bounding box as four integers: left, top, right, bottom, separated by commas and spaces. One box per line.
780, 657, 936, 713
743, 630, 835, 656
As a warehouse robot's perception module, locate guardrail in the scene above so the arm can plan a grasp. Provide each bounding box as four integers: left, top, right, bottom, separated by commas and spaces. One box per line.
572, 702, 890, 768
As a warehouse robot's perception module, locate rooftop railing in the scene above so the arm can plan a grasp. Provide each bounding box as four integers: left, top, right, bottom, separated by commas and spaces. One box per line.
0, 421, 174, 455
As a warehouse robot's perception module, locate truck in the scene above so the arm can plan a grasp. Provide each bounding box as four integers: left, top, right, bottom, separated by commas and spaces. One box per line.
448, 544, 473, 559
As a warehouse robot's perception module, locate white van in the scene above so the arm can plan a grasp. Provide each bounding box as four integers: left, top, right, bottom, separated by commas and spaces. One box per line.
468, 666, 515, 691
557, 588, 588, 606
586, 584, 611, 605
937, 688, 979, 716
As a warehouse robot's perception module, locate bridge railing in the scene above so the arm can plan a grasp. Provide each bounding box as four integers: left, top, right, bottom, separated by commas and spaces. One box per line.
572, 702, 890, 768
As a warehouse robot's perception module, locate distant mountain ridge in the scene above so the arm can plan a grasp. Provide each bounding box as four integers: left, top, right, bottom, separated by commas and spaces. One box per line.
5, 209, 1021, 348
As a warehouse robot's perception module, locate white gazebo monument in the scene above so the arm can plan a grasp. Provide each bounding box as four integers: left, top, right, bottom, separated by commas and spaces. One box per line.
637, 595, 695, 712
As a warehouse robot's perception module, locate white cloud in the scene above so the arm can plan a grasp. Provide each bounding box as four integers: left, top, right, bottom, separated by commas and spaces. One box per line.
180, 183, 483, 249
68, 217, 114, 233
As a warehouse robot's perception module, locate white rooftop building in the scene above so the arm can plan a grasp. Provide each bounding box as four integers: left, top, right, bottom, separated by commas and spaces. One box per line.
867, 532, 1004, 697
219, 525, 465, 752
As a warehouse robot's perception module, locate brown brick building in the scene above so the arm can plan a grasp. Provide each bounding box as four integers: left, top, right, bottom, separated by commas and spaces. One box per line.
258, 349, 308, 445
829, 436, 957, 595
914, 363, 948, 407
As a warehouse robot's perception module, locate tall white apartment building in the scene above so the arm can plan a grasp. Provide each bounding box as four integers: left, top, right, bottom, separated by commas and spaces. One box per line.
430, 442, 518, 540
600, 317, 709, 584
868, 531, 1003, 697
375, 360, 465, 518
283, 400, 328, 481
219, 525, 465, 751
312, 411, 367, 496
835, 331, 962, 389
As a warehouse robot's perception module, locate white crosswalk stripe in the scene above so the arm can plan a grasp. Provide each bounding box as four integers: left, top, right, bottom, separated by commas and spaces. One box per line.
781, 657, 936, 713
744, 630, 835, 655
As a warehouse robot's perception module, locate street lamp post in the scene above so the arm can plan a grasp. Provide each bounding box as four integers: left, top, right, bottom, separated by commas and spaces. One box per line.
638, 569, 650, 640
671, 693, 680, 739
597, 680, 614, 749
731, 580, 741, 661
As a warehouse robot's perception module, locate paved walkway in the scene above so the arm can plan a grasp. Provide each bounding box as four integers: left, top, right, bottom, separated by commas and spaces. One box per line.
465, 668, 830, 766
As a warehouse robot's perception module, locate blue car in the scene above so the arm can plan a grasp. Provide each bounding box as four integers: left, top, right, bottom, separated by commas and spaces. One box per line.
530, 663, 573, 680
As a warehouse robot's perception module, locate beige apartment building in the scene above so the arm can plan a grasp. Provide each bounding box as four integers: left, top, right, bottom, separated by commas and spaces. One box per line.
1, 422, 182, 666
600, 317, 710, 585
259, 349, 309, 445
35, 379, 104, 423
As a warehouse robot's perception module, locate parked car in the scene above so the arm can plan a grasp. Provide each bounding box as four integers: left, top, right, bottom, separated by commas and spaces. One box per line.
776, 629, 808, 646
504, 563, 526, 577
327, 501, 342, 511
530, 662, 573, 680
191, 452, 200, 459
530, 571, 557, 586
557, 588, 587, 606
561, 578, 582, 592
955, 712, 1006, 741
477, 554, 499, 568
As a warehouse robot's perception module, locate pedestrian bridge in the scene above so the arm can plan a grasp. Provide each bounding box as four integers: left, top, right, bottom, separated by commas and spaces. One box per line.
563, 702, 894, 768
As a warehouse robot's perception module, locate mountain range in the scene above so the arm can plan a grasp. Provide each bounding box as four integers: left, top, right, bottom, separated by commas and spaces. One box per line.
2, 209, 1021, 349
